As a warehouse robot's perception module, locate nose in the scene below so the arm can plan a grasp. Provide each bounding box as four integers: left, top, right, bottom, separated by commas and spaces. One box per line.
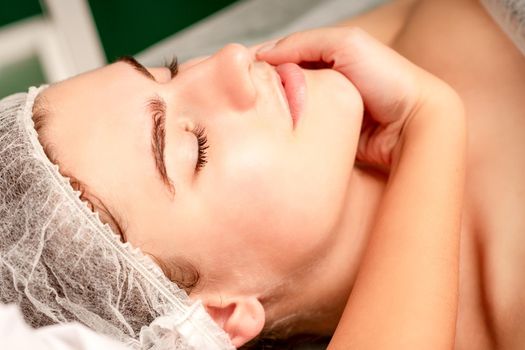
175, 43, 257, 111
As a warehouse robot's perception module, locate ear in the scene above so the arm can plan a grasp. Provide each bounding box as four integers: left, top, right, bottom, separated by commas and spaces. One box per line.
203, 295, 265, 347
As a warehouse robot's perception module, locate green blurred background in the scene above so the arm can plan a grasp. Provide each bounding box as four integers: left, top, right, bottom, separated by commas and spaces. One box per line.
0, 0, 240, 98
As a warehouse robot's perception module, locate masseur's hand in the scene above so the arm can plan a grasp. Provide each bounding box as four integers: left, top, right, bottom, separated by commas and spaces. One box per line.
257, 27, 461, 170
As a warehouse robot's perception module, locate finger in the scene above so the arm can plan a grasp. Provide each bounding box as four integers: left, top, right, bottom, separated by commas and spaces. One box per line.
259, 27, 423, 123
256, 27, 350, 65
248, 38, 281, 57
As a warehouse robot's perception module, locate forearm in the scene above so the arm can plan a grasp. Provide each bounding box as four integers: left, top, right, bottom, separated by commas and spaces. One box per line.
329, 89, 466, 349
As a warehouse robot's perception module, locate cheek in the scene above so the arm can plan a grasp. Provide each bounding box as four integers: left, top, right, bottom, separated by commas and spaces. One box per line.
202, 139, 341, 257
211, 141, 284, 224
203, 136, 295, 235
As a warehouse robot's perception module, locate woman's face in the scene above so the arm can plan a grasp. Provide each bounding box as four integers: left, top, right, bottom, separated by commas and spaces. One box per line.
40, 43, 363, 296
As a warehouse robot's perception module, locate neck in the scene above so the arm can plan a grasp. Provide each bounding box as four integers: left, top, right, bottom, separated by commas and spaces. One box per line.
271, 165, 387, 336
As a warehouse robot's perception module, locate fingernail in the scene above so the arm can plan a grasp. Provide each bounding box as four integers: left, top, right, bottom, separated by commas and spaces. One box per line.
257, 42, 275, 54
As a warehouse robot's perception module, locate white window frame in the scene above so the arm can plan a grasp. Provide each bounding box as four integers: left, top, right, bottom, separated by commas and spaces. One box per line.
0, 0, 105, 83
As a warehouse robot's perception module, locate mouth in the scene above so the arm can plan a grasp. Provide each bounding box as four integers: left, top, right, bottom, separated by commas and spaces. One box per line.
275, 63, 306, 129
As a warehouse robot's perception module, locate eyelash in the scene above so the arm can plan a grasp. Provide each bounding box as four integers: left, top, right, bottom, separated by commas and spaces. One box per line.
164, 56, 210, 172
162, 56, 208, 173
191, 124, 209, 172
163, 56, 179, 78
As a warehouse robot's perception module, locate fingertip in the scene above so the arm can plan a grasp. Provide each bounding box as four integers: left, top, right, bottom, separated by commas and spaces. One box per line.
255, 50, 269, 61
256, 42, 276, 55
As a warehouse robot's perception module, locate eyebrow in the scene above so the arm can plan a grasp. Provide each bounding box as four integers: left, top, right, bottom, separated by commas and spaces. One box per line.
117, 56, 156, 81
117, 56, 175, 196
148, 97, 175, 195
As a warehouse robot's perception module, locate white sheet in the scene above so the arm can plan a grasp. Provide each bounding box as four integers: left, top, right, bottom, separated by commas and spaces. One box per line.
0, 303, 130, 350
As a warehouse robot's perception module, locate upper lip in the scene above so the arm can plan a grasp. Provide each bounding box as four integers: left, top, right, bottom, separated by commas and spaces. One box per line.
249, 61, 293, 128
270, 65, 292, 125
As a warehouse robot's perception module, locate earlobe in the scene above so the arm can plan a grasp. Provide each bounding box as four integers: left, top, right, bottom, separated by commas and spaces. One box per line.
204, 295, 265, 347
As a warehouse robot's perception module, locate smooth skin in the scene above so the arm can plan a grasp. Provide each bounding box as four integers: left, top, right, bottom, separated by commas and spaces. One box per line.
258, 27, 466, 349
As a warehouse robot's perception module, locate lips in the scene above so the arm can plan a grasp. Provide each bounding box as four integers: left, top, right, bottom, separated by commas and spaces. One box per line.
275, 63, 306, 129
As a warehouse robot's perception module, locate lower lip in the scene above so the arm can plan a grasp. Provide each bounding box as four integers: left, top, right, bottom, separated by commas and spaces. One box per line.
276, 63, 306, 129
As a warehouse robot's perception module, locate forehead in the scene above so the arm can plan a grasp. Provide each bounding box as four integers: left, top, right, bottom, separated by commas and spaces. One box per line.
40, 64, 146, 161
39, 62, 163, 217
43, 63, 147, 111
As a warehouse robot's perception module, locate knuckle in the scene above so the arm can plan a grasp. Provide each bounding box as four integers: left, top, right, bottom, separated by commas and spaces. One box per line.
339, 27, 365, 47
331, 27, 367, 63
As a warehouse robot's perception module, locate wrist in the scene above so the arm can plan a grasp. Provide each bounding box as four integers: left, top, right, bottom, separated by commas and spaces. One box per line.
391, 83, 466, 170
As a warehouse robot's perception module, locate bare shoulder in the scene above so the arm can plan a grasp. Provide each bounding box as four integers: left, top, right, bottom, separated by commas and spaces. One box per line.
336, 0, 418, 45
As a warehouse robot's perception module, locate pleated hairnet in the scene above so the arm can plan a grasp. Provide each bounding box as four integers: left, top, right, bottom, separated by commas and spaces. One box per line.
0, 86, 234, 350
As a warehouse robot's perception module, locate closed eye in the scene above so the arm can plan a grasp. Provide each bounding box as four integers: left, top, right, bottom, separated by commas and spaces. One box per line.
191, 124, 209, 173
